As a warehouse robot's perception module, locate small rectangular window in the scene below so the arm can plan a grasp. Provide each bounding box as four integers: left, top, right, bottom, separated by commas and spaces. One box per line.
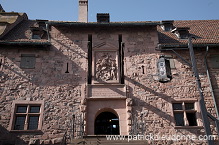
29, 106, 40, 113
20, 54, 36, 69
172, 102, 198, 127
185, 103, 194, 110
28, 116, 39, 130
32, 34, 41, 39
16, 106, 27, 113
173, 103, 182, 110
31, 28, 43, 40
210, 55, 219, 69
174, 113, 184, 126
10, 101, 44, 131
14, 116, 25, 130
186, 112, 197, 126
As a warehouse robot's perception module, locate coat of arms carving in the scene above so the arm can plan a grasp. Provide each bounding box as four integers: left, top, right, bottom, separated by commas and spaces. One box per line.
95, 52, 118, 82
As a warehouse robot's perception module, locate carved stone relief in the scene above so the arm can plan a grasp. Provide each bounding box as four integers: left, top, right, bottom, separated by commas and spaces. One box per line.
95, 51, 118, 82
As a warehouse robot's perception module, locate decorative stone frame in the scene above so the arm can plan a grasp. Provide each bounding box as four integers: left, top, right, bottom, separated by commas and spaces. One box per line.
171, 99, 203, 129
9, 100, 44, 132
92, 50, 120, 84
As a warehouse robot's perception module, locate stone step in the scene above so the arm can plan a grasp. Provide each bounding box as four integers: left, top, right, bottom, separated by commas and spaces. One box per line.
70, 136, 148, 145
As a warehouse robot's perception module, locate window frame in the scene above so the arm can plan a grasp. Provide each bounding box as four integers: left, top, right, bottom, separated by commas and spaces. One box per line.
9, 100, 44, 132
172, 100, 203, 129
209, 54, 219, 69
20, 54, 36, 69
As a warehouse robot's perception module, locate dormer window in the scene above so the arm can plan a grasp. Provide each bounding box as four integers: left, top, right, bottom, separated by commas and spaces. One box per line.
32, 32, 41, 39
30, 27, 44, 39
36, 20, 48, 29
160, 20, 174, 31
171, 27, 190, 39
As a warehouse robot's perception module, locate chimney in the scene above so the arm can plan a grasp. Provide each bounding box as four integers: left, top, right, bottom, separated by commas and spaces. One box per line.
78, 0, 88, 22
97, 13, 110, 23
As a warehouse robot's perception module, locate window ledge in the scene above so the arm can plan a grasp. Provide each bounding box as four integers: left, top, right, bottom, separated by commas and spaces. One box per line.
175, 126, 204, 129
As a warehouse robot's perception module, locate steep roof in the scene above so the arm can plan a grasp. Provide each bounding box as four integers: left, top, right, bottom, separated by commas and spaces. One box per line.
158, 20, 219, 48
0, 9, 50, 46
0, 19, 50, 46
0, 12, 28, 39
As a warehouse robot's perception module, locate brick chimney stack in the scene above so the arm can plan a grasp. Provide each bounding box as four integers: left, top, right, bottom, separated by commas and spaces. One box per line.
78, 0, 88, 22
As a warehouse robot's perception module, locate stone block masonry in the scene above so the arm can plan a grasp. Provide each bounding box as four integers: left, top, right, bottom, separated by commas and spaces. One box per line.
0, 23, 218, 145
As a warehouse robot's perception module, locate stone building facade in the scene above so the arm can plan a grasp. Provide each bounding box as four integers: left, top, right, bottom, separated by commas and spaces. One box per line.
0, 2, 219, 145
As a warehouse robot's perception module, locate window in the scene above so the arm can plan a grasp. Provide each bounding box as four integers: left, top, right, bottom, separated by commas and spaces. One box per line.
9, 101, 44, 131
30, 28, 44, 39
176, 31, 189, 39
32, 34, 41, 39
20, 54, 36, 69
160, 20, 174, 31
171, 27, 190, 39
172, 102, 198, 127
210, 55, 219, 69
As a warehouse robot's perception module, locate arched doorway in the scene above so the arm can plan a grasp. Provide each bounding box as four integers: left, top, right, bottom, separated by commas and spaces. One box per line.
95, 111, 120, 135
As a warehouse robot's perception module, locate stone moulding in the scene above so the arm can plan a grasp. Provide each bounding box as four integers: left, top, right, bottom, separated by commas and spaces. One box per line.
87, 84, 126, 99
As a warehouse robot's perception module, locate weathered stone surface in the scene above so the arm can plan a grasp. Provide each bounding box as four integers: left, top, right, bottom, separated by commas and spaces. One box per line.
0, 19, 218, 145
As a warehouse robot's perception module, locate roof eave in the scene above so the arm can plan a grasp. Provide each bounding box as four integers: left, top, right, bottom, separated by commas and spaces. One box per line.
0, 41, 51, 46
158, 43, 219, 49
46, 21, 159, 27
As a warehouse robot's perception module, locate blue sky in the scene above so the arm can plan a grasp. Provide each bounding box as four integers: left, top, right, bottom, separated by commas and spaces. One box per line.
1, 0, 219, 22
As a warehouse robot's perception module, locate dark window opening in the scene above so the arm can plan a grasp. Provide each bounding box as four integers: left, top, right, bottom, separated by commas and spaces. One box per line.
173, 103, 182, 110
16, 106, 27, 113
171, 27, 190, 40
29, 106, 40, 113
28, 116, 39, 130
95, 112, 120, 135
186, 113, 197, 126
174, 113, 184, 126
162, 24, 173, 31
30, 27, 45, 40
185, 103, 194, 110
160, 20, 174, 31
14, 116, 25, 130
32, 34, 41, 39
177, 31, 189, 39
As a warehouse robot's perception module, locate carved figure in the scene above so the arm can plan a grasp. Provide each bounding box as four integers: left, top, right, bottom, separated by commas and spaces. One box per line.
95, 53, 117, 81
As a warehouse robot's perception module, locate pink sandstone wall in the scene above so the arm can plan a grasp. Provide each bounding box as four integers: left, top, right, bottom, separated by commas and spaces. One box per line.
0, 24, 218, 145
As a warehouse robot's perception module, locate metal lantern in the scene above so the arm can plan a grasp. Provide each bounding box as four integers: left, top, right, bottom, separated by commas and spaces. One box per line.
157, 56, 172, 83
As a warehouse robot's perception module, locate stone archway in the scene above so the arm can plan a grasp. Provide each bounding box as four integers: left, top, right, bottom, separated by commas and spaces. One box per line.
94, 111, 120, 135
